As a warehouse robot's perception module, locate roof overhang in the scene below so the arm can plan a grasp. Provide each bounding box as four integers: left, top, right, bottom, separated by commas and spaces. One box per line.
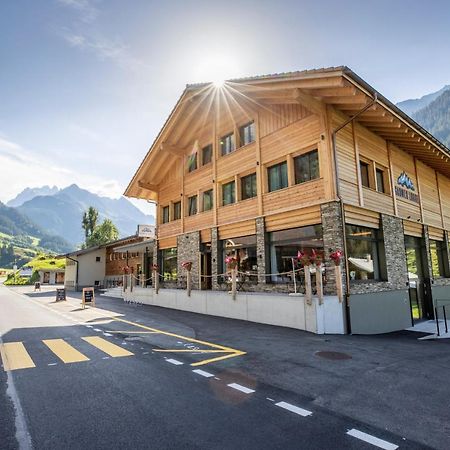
112, 239, 154, 253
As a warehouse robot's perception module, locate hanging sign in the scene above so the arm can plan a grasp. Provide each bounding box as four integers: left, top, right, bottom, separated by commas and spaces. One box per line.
395, 171, 419, 203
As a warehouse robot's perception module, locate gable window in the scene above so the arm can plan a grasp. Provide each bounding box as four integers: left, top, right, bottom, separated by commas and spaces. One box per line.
268, 161, 288, 192
376, 168, 385, 193
360, 161, 370, 188
187, 152, 197, 172
203, 189, 213, 211
202, 144, 212, 165
188, 195, 197, 216
222, 181, 235, 205
162, 205, 170, 224
239, 122, 255, 146
241, 173, 257, 200
294, 149, 319, 184
173, 201, 181, 220
220, 133, 235, 156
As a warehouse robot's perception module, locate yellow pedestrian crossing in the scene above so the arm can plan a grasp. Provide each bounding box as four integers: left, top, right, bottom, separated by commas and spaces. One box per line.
82, 336, 134, 357
0, 342, 36, 371
43, 339, 90, 364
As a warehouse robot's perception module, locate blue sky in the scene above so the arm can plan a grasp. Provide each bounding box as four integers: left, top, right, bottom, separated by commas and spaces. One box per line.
1, 0, 450, 213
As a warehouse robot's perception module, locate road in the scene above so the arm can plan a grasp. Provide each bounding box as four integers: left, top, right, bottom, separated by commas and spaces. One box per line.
0, 284, 447, 449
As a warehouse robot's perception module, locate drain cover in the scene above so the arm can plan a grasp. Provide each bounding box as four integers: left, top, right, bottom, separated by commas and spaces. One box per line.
315, 351, 352, 360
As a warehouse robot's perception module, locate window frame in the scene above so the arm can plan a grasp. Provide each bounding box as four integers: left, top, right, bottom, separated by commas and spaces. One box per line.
293, 149, 320, 185
239, 121, 255, 147
202, 144, 212, 165
267, 160, 288, 192
162, 205, 170, 224
187, 152, 197, 173
220, 132, 235, 156
241, 172, 257, 200
173, 201, 181, 221
222, 180, 236, 206
202, 189, 213, 212
187, 195, 197, 216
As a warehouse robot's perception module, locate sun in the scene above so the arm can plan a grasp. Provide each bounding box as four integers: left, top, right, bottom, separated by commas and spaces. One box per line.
212, 79, 225, 88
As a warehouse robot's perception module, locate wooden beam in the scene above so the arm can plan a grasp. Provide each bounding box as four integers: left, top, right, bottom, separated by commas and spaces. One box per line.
138, 180, 159, 191
309, 86, 357, 97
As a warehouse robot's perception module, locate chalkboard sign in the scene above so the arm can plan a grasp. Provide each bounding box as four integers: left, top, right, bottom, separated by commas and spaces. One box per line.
34, 282, 41, 291
56, 288, 66, 302
82, 287, 95, 309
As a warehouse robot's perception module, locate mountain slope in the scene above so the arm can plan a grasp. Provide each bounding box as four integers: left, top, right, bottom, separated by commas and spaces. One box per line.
397, 85, 450, 116
7, 185, 59, 207
16, 184, 154, 246
412, 89, 450, 148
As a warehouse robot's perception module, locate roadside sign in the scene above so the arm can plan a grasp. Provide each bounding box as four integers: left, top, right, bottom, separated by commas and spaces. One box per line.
56, 288, 66, 302
34, 282, 41, 292
82, 287, 95, 309
137, 224, 155, 238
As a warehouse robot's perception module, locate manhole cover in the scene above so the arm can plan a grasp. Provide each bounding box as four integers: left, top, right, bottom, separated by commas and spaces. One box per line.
315, 351, 352, 360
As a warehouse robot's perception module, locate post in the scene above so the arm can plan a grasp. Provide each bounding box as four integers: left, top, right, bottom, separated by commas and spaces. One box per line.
316, 266, 323, 305
335, 265, 343, 303
291, 257, 297, 294
231, 268, 237, 301
154, 269, 159, 294
304, 265, 312, 305
186, 270, 192, 297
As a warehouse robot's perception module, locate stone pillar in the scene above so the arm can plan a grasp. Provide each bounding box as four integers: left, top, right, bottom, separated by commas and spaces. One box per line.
321, 201, 346, 296
211, 227, 219, 290
256, 217, 267, 285
177, 231, 201, 290
422, 225, 432, 279
381, 214, 408, 289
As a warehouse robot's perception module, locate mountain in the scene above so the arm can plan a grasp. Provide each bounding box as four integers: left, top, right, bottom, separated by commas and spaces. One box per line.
15, 184, 154, 246
412, 89, 450, 147
397, 85, 450, 116
7, 185, 59, 207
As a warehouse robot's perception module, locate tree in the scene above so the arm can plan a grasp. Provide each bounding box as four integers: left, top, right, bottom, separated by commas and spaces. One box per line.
86, 219, 119, 247
82, 207, 99, 242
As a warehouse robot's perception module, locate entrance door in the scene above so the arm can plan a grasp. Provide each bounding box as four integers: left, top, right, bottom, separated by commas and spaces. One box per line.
405, 236, 433, 323
200, 245, 212, 290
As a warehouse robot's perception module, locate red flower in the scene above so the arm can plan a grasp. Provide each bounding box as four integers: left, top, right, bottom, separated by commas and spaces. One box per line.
330, 250, 343, 266
181, 261, 192, 271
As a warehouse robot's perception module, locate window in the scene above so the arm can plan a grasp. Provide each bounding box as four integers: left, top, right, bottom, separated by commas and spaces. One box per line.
95, 256, 101, 262
188, 195, 197, 216
162, 205, 170, 224
222, 181, 235, 205
173, 201, 181, 220
239, 122, 255, 146
376, 168, 385, 193
268, 161, 288, 192
161, 247, 177, 281
346, 225, 387, 281
430, 240, 447, 278
241, 173, 257, 200
269, 225, 323, 283
202, 144, 212, 165
220, 133, 235, 156
360, 161, 370, 188
221, 235, 257, 282
187, 152, 197, 172
294, 150, 319, 184
203, 189, 213, 211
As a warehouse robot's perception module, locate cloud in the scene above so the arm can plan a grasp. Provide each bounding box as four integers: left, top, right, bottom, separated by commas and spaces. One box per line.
56, 0, 98, 23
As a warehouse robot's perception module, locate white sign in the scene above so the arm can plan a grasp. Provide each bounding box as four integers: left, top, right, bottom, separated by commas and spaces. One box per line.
137, 224, 155, 238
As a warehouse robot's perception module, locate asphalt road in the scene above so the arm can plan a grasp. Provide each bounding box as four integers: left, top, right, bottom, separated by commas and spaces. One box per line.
0, 284, 446, 449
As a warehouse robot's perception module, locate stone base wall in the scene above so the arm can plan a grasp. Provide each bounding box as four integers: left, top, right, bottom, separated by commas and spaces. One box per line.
256, 217, 267, 285
177, 231, 200, 289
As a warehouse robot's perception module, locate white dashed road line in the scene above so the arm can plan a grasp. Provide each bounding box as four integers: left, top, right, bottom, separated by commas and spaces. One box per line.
346, 429, 398, 450
166, 359, 184, 365
227, 383, 255, 394
275, 401, 312, 417
93, 328, 102, 332
103, 332, 113, 337
47, 363, 57, 366
192, 369, 214, 378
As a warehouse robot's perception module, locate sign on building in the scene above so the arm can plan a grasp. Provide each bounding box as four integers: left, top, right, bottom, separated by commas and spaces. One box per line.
137, 224, 155, 238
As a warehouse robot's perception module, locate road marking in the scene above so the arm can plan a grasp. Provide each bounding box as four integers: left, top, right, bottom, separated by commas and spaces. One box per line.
103, 332, 113, 337
85, 325, 93, 328
192, 369, 214, 378
275, 401, 312, 417
106, 330, 159, 334
143, 351, 149, 355
266, 397, 275, 402
112, 317, 246, 367
166, 358, 183, 365
153, 349, 228, 353
93, 328, 102, 332
47, 363, 58, 366
82, 336, 134, 357
0, 343, 35, 371
347, 429, 398, 450
227, 383, 255, 394
43, 339, 89, 364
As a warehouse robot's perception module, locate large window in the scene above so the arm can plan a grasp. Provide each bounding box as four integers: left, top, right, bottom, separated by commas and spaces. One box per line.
269, 225, 323, 283
202, 189, 213, 211
241, 173, 257, 200
360, 161, 370, 188
202, 144, 212, 165
268, 161, 288, 192
376, 168, 385, 193
173, 201, 181, 220
294, 150, 319, 184
222, 181, 235, 205
346, 225, 386, 281
162, 206, 169, 224
221, 235, 257, 279
188, 195, 197, 216
220, 133, 235, 156
430, 240, 447, 278
161, 248, 177, 281
239, 122, 255, 146
187, 153, 197, 172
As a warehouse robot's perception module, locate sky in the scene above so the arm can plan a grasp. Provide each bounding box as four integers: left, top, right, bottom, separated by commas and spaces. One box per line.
1, 0, 450, 215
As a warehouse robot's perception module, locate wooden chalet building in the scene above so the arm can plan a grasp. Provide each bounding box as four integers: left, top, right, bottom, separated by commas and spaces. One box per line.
125, 66, 450, 334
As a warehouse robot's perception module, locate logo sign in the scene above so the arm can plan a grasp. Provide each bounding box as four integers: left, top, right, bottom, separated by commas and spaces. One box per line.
395, 171, 419, 203
137, 224, 155, 238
